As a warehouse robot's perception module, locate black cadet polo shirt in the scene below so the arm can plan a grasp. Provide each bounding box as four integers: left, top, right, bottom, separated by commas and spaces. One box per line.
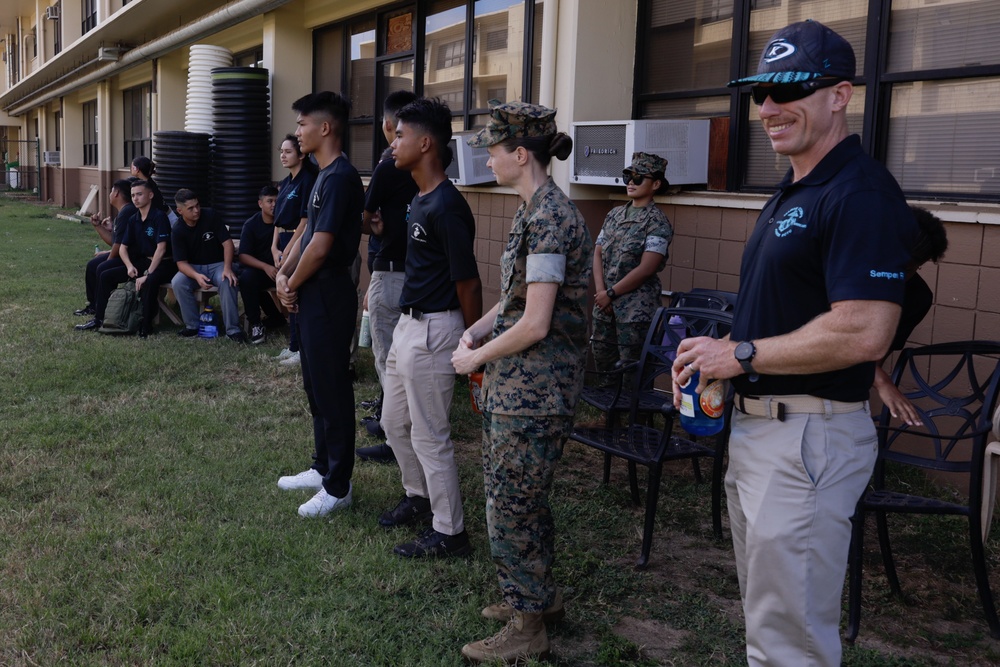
171, 207, 230, 265
400, 179, 479, 313
365, 147, 418, 268
299, 155, 364, 274
238, 211, 275, 266
730, 135, 918, 402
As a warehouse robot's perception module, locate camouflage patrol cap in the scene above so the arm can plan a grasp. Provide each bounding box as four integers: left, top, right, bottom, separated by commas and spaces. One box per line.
626, 152, 668, 176
467, 99, 558, 148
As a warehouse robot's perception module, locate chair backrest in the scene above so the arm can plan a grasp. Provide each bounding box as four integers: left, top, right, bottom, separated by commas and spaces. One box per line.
879, 341, 1000, 478
627, 306, 734, 420
670, 288, 737, 312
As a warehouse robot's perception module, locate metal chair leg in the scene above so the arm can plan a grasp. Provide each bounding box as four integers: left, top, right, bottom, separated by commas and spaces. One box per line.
636, 463, 663, 570
875, 511, 902, 596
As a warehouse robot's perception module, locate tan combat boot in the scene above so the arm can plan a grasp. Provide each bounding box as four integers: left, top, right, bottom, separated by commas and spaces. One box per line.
481, 588, 565, 623
461, 611, 549, 664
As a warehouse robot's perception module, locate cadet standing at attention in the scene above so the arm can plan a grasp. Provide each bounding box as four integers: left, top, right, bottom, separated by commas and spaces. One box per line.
452, 100, 592, 664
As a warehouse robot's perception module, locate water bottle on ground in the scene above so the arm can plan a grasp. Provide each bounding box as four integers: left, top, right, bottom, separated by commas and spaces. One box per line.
359, 310, 372, 348
679, 370, 726, 437
198, 305, 219, 338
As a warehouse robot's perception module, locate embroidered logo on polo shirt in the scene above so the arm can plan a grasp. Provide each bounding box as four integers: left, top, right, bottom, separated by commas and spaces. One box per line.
145, 225, 155, 238
774, 207, 807, 237
202, 232, 215, 242
411, 222, 428, 243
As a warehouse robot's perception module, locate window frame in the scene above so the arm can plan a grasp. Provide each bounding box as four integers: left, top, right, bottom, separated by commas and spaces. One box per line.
82, 0, 97, 35
313, 0, 541, 175
122, 83, 151, 168
82, 99, 98, 167
633, 0, 1000, 202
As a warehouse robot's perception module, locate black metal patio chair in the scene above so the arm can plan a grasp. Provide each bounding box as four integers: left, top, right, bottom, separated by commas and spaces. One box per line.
847, 340, 1000, 640
571, 306, 734, 568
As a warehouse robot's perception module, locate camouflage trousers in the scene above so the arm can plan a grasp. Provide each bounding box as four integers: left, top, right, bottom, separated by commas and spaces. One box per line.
590, 316, 651, 375
482, 411, 574, 613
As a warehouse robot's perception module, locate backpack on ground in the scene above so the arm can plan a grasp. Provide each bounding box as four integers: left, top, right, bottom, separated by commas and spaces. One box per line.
98, 280, 142, 335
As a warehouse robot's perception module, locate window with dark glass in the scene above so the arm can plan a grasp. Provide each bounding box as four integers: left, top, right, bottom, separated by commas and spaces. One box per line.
82, 100, 97, 166
635, 0, 1000, 199
123, 84, 151, 167
313, 0, 542, 174
234, 46, 264, 68
82, 0, 97, 34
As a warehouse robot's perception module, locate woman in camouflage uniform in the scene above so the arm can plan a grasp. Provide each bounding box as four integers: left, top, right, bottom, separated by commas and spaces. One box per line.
592, 152, 673, 371
453, 100, 593, 664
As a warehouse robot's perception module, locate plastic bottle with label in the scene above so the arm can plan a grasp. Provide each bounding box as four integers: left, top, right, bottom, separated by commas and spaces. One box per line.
359, 310, 372, 348
198, 305, 219, 338
665, 314, 686, 361
679, 370, 726, 437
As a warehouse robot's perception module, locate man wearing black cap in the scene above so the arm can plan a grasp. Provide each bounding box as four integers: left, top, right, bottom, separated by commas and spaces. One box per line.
671, 20, 917, 666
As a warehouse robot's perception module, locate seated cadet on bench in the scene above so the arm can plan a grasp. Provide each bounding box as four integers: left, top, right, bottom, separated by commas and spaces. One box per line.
170, 189, 246, 342
238, 186, 285, 344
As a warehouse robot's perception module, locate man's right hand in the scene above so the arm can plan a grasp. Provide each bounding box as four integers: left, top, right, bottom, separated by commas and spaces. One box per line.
126, 265, 138, 279
196, 274, 213, 290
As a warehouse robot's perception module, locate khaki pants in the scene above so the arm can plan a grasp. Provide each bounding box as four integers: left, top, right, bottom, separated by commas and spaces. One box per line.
382, 310, 466, 535
726, 405, 876, 667
367, 270, 405, 385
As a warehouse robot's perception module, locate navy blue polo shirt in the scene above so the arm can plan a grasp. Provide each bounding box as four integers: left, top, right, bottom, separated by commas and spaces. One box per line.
731, 135, 917, 402
299, 155, 364, 273
400, 179, 479, 313
122, 207, 171, 259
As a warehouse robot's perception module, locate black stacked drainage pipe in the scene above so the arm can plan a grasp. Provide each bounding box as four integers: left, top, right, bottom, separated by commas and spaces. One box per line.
152, 131, 212, 210
211, 67, 271, 238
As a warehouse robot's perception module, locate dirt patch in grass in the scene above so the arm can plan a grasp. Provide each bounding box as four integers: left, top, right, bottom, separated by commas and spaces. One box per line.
485, 430, 1000, 666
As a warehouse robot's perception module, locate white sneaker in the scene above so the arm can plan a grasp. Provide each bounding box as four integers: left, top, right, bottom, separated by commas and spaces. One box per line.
279, 351, 301, 366
277, 468, 323, 491
274, 348, 295, 361
298, 483, 352, 518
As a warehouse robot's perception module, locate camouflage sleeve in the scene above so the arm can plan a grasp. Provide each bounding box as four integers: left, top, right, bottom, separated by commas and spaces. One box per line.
645, 209, 673, 256
526, 254, 566, 283
524, 198, 570, 283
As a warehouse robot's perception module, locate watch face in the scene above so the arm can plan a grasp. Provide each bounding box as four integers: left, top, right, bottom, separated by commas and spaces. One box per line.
736, 341, 754, 361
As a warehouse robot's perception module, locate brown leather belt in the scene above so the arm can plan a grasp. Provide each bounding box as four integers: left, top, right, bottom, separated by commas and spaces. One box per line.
734, 393, 867, 422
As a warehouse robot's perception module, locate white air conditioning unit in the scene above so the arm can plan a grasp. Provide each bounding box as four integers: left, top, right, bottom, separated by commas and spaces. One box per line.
45, 5, 60, 20
97, 47, 122, 62
571, 120, 711, 186
43, 151, 61, 165
445, 132, 495, 186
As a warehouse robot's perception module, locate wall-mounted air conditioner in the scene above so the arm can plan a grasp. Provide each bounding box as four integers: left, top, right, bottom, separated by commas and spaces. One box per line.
45, 6, 60, 20
445, 132, 495, 186
43, 151, 61, 165
570, 120, 711, 186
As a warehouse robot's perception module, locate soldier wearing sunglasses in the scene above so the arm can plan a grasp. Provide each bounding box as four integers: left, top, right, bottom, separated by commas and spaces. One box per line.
591, 152, 673, 376
671, 20, 918, 667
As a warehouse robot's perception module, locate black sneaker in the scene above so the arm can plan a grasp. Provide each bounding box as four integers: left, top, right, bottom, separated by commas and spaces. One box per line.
394, 527, 472, 558
357, 443, 396, 464
74, 305, 95, 316
74, 318, 100, 331
366, 422, 386, 440
228, 331, 250, 343
360, 397, 383, 412
177, 327, 199, 338
360, 414, 380, 427
379, 495, 432, 528
250, 324, 266, 345
138, 325, 150, 339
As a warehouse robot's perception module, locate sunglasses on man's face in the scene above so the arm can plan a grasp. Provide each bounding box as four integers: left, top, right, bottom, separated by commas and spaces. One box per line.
750, 78, 845, 105
622, 172, 654, 186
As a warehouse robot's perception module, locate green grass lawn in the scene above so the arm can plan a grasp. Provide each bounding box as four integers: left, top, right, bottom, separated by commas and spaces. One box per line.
2, 196, 999, 666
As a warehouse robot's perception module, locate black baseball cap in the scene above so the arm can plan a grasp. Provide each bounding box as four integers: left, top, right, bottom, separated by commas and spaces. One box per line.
728, 20, 856, 87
